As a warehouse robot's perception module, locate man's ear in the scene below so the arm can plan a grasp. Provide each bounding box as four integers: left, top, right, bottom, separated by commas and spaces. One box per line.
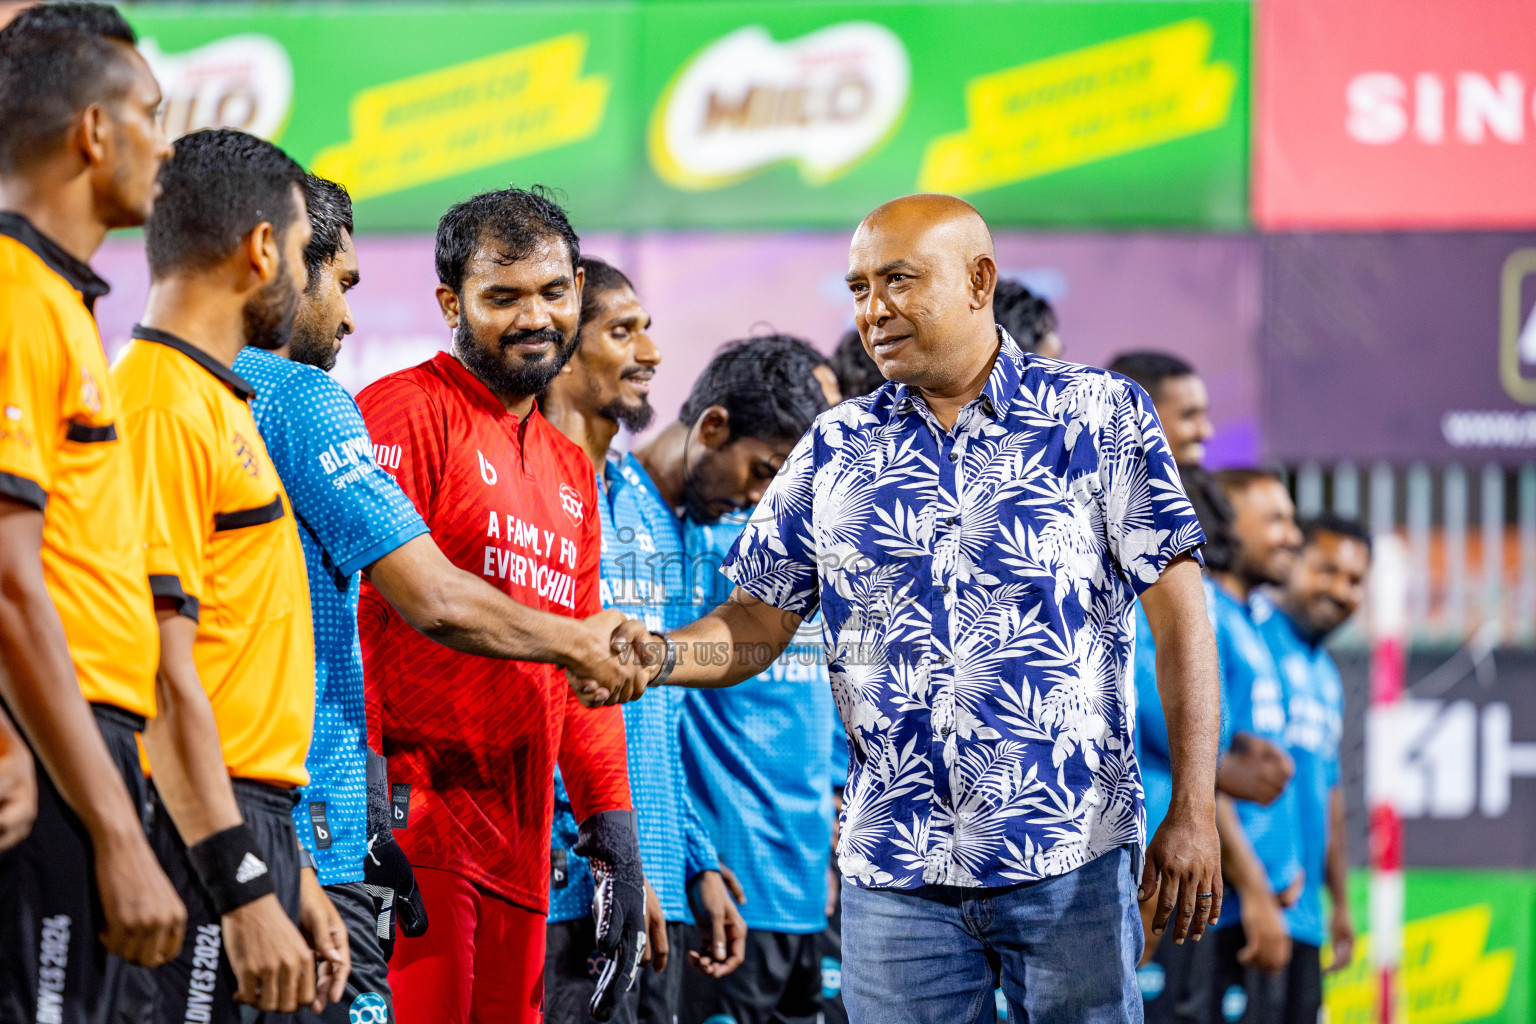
76, 104, 111, 169
970, 254, 998, 312
435, 284, 461, 330
696, 406, 732, 450
243, 221, 280, 284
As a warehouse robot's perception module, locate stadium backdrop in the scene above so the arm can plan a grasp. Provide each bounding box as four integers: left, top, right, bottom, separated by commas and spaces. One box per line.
48, 1, 1536, 1020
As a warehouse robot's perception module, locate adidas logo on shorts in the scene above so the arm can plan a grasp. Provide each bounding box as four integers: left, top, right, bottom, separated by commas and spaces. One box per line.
235, 852, 269, 884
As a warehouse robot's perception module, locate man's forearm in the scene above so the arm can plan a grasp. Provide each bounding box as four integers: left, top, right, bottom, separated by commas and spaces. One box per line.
663, 589, 801, 688
0, 539, 144, 845
1142, 560, 1222, 809
141, 611, 241, 845
1326, 787, 1349, 907
367, 536, 575, 665
1216, 796, 1271, 899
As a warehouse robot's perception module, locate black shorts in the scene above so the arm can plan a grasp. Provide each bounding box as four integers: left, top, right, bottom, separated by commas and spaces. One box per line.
297, 882, 392, 1024
681, 928, 823, 1024
148, 778, 302, 1024
545, 916, 687, 1024
1141, 926, 1220, 1024
0, 703, 150, 1024
1210, 927, 1323, 1024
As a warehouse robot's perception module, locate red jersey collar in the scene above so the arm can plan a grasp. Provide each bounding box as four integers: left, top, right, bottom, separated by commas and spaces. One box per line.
430, 349, 543, 425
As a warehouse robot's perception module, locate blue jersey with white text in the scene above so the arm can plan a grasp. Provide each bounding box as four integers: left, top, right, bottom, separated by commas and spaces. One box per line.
1252, 591, 1344, 947
681, 511, 836, 934
549, 453, 717, 923
1211, 583, 1302, 930
235, 347, 428, 884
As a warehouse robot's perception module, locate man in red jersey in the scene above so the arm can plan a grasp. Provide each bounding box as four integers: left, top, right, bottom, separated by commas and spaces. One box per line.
357, 186, 644, 1024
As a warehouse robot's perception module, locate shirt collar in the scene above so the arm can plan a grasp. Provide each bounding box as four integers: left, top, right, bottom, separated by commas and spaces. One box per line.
130, 325, 256, 400
0, 212, 111, 313
1259, 592, 1328, 651
432, 350, 533, 424
889, 327, 1025, 422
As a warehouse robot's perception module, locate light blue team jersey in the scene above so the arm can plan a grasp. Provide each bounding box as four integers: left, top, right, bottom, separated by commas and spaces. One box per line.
234, 347, 428, 885
1210, 583, 1303, 930
1132, 577, 1229, 839
1251, 591, 1344, 948
681, 511, 836, 934
549, 453, 717, 923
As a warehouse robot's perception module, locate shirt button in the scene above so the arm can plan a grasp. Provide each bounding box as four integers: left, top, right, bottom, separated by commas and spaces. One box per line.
940, 584, 951, 594
948, 452, 959, 462
946, 517, 957, 527
941, 726, 954, 738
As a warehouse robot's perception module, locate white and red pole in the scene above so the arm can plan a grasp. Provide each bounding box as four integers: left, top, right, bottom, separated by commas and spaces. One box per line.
1366, 533, 1409, 1024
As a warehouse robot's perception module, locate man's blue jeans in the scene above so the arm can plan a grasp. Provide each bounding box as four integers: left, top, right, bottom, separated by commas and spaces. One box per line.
841, 846, 1144, 1024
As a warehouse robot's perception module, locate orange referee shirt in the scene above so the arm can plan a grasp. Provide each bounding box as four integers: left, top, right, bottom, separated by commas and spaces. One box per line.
0, 214, 158, 719
113, 325, 314, 788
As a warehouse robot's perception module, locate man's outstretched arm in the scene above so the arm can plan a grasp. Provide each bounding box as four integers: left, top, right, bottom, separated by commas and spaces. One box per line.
1138, 553, 1223, 945
570, 585, 803, 706
365, 534, 640, 689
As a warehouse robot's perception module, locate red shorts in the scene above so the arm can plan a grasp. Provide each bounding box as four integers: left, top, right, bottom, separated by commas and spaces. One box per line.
390, 866, 546, 1024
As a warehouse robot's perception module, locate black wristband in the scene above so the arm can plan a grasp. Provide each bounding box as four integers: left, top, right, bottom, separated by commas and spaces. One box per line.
188, 824, 276, 916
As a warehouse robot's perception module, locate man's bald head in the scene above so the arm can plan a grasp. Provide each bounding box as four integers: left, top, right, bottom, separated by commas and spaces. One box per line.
845, 193, 1000, 394
857, 193, 996, 262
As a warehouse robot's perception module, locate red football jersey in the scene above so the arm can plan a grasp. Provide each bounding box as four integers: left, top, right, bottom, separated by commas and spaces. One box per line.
357, 350, 630, 911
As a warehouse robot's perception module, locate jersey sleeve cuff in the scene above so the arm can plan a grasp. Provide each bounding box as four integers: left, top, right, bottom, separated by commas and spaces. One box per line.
148, 574, 200, 621
336, 520, 431, 579
0, 471, 47, 511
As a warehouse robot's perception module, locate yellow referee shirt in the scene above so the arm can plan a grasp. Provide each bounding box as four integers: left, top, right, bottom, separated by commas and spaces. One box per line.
113, 325, 314, 788
0, 214, 158, 719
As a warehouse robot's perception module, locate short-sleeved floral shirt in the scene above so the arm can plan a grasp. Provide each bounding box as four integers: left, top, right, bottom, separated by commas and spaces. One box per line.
722, 331, 1203, 889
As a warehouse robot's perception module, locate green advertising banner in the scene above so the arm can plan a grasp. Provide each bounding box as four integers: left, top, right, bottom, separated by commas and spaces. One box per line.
1325, 870, 1535, 1024
126, 0, 1249, 232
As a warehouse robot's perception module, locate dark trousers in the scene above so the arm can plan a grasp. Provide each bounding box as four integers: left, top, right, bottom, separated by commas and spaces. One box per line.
545, 917, 687, 1024
681, 928, 824, 1024
1210, 929, 1322, 1024
298, 882, 393, 1024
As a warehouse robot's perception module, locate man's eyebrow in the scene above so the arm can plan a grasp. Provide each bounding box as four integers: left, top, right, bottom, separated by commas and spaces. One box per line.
847, 259, 920, 283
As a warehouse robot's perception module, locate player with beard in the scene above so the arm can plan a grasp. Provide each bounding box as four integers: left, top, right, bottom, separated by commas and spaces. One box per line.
114, 129, 348, 1019
1201, 470, 1307, 1024
541, 258, 750, 1023
355, 188, 643, 1024
233, 183, 646, 1024
1250, 517, 1369, 1024
0, 6, 185, 1019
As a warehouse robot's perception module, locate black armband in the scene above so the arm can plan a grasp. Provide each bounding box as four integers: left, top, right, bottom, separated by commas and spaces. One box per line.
188, 824, 275, 916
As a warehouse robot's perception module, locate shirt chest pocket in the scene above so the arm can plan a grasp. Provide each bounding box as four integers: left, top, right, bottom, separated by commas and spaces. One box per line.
203, 463, 295, 627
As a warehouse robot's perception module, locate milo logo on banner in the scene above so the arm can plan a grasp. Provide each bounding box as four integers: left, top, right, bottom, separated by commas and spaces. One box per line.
649, 22, 910, 190
139, 34, 294, 142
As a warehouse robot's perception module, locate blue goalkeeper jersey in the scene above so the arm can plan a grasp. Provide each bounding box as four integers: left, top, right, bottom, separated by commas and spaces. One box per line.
235, 347, 428, 885
549, 453, 717, 923
680, 510, 836, 934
